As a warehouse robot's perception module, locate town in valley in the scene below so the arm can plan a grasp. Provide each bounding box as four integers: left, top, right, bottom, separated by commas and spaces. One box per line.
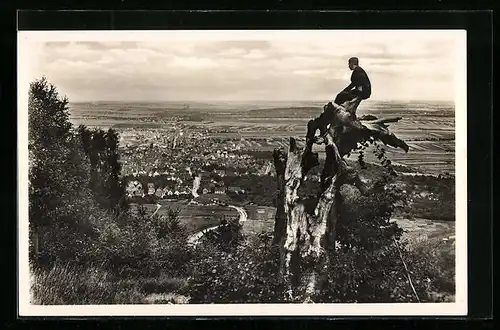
69, 100, 456, 237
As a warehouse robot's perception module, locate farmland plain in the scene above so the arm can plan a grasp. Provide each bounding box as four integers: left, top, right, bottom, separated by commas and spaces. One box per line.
69, 99, 455, 175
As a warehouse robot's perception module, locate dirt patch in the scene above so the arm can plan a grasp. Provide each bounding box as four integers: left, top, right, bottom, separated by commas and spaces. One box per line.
391, 218, 455, 242
143, 293, 190, 304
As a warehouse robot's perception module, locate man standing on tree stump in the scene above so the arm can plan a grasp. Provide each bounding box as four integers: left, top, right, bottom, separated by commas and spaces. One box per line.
335, 57, 372, 105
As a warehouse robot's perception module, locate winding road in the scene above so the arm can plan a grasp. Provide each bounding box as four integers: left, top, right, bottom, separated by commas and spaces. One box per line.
228, 205, 248, 223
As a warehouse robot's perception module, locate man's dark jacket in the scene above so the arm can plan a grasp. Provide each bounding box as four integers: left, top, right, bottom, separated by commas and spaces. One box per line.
344, 66, 371, 99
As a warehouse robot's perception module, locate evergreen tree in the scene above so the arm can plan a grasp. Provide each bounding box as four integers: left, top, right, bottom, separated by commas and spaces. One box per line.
104, 128, 128, 214
75, 126, 127, 213
77, 124, 92, 155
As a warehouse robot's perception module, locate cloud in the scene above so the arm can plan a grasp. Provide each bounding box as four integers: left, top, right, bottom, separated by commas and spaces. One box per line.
169, 56, 219, 69
73, 41, 139, 50
25, 33, 460, 101
194, 40, 272, 55
243, 49, 268, 60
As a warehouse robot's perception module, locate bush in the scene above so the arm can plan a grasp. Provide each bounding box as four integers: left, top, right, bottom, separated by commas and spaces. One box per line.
151, 208, 186, 241
404, 238, 456, 300
319, 243, 417, 303
149, 237, 195, 278
187, 233, 286, 303
187, 179, 454, 303
91, 220, 157, 277
325, 179, 454, 303
335, 185, 405, 251
200, 219, 245, 252
35, 222, 98, 267
187, 235, 455, 303
87, 209, 194, 278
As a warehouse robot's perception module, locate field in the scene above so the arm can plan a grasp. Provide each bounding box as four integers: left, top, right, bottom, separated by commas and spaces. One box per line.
70, 99, 456, 229
69, 99, 455, 175
140, 199, 239, 234
69, 99, 456, 228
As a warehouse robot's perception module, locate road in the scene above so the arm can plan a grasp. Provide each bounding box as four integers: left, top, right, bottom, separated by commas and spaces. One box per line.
186, 224, 221, 246
228, 205, 248, 222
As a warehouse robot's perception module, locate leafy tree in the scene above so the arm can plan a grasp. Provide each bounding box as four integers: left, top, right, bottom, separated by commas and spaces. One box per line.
28, 77, 99, 265
28, 77, 72, 151
335, 182, 405, 251
151, 208, 186, 241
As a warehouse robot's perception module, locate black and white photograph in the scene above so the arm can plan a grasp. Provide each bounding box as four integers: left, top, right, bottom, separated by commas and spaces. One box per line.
18, 30, 467, 316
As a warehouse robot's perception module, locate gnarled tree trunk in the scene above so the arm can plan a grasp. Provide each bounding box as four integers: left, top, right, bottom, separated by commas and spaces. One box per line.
272, 98, 408, 302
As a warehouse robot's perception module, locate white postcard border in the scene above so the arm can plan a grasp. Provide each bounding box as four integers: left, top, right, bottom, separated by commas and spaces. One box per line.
17, 29, 468, 317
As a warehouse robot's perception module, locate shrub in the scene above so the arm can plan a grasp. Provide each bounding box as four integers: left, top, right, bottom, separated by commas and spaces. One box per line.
149, 237, 195, 278
404, 237, 456, 300
335, 181, 406, 251
187, 236, 454, 303
35, 222, 98, 267
200, 219, 245, 252
84, 207, 194, 279
89, 218, 157, 277
320, 243, 418, 303
187, 177, 453, 303
151, 208, 186, 241
187, 233, 286, 303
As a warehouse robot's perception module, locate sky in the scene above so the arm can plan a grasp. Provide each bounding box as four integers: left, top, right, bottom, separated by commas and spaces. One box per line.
20, 30, 464, 102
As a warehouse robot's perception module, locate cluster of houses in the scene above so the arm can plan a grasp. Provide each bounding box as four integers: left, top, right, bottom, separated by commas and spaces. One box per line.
119, 127, 280, 204
199, 184, 245, 195
125, 177, 246, 199
120, 139, 257, 181
126, 180, 191, 198
191, 149, 253, 168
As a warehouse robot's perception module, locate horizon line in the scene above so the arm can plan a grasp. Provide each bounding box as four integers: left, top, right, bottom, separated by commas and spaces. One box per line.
68, 99, 455, 103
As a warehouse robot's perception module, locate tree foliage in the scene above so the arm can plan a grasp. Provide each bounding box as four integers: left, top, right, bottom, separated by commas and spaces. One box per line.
28, 77, 127, 267
77, 125, 128, 214
28, 77, 101, 264
187, 184, 453, 303
200, 219, 245, 252
188, 233, 286, 303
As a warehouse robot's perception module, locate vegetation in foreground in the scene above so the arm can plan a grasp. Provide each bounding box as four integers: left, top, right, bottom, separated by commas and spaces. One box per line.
29, 77, 455, 305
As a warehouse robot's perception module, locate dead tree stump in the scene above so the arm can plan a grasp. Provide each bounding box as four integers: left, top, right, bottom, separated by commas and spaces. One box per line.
272, 98, 409, 302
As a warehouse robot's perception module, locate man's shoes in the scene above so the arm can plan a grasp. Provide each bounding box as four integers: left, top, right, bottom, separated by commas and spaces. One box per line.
314, 135, 326, 144
314, 128, 331, 144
